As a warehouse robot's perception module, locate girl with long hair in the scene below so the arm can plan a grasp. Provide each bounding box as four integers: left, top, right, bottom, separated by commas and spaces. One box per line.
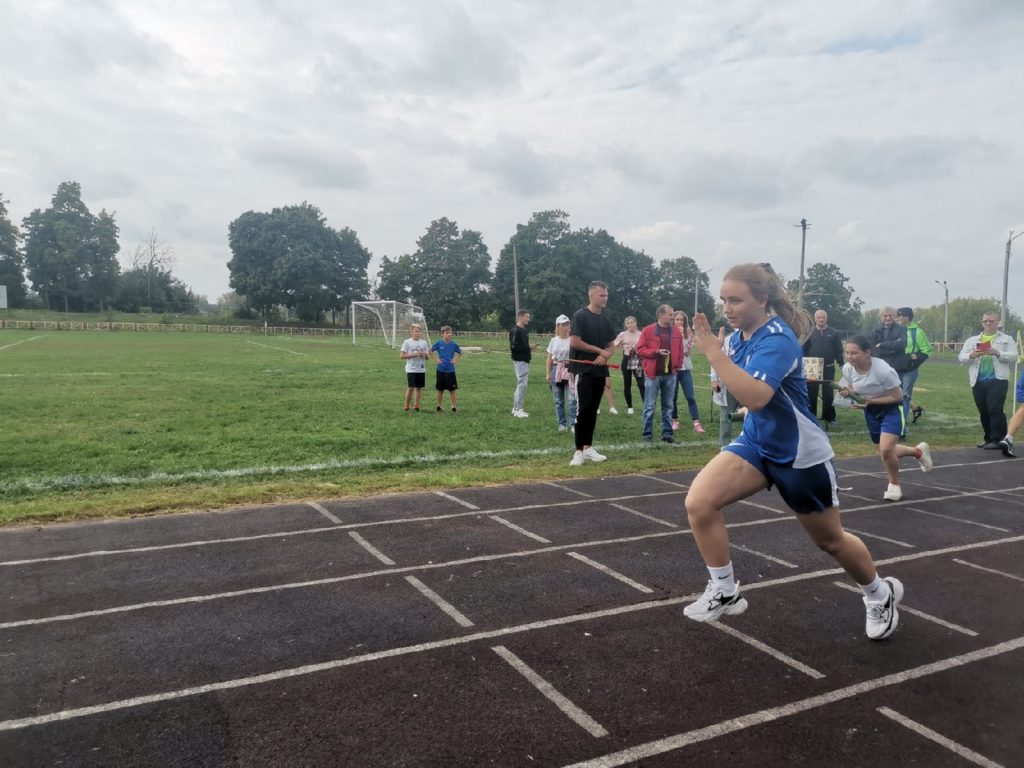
685, 263, 904, 641
613, 316, 644, 414
671, 311, 704, 433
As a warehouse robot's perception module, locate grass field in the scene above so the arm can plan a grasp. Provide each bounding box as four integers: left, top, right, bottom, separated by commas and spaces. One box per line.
0, 328, 989, 526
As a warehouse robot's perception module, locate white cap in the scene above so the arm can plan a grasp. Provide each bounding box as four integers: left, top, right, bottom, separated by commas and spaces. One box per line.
555, 314, 571, 324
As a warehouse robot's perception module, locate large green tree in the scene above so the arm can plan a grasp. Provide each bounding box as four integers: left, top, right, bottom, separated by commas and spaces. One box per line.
228, 203, 370, 321
491, 210, 657, 329
377, 217, 491, 330
654, 256, 716, 319
22, 182, 120, 311
787, 262, 863, 332
0, 194, 27, 307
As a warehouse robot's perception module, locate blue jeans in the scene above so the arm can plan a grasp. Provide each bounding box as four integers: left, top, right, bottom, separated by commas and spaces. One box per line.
672, 369, 700, 421
900, 368, 920, 403
642, 374, 676, 439
551, 380, 577, 428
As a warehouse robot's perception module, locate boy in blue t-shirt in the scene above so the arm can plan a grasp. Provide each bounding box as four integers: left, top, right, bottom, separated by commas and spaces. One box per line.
431, 325, 462, 412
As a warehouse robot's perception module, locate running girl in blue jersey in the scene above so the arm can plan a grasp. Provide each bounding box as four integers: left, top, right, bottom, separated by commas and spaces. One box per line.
685, 263, 904, 640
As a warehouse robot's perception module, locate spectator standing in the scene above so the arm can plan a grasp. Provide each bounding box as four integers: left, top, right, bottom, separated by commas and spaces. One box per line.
802, 309, 844, 427
710, 366, 741, 447
613, 316, 644, 415
569, 281, 617, 466
671, 311, 705, 433
545, 314, 577, 432
636, 305, 683, 443
894, 307, 932, 424
430, 325, 462, 412
399, 323, 430, 412
870, 307, 909, 374
958, 311, 1018, 449
509, 309, 536, 418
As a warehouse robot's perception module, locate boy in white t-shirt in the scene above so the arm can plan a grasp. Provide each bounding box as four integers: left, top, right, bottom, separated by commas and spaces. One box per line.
399, 324, 430, 412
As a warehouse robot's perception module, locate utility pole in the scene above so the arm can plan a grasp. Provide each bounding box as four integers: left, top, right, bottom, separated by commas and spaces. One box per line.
1001, 231, 1023, 331
795, 218, 810, 310
934, 279, 949, 347
512, 244, 520, 317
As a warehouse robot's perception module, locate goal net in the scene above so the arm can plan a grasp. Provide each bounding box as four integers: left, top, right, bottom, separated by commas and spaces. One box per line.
351, 301, 431, 348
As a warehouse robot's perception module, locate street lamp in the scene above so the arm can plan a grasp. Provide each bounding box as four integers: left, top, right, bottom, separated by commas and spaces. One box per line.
934, 279, 948, 347
695, 268, 714, 317
1001, 230, 1024, 331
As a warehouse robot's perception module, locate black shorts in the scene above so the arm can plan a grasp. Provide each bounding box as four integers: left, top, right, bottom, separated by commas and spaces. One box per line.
406, 371, 425, 388
435, 371, 458, 391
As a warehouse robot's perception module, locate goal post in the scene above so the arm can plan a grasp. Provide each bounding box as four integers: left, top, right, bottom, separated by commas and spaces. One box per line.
350, 301, 430, 348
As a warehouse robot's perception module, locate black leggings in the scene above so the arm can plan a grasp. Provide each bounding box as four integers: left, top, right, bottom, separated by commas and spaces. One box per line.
621, 365, 644, 408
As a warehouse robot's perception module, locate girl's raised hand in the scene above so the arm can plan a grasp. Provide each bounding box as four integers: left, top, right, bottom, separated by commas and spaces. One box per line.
691, 313, 724, 357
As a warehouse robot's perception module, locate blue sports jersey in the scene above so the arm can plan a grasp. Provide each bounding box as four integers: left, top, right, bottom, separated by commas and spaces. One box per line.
728, 318, 834, 467
431, 339, 461, 372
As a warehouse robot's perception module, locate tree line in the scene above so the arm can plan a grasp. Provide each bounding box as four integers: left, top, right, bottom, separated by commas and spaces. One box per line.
0, 184, 203, 314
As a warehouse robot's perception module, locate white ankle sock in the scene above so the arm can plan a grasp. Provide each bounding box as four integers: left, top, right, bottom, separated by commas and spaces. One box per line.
860, 575, 891, 603
707, 563, 736, 596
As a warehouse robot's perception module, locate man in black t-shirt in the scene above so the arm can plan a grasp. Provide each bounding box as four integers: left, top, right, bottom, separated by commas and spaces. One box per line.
569, 281, 617, 466
509, 309, 536, 417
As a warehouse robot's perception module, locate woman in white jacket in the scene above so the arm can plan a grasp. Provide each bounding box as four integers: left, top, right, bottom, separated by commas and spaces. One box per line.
957, 311, 1018, 449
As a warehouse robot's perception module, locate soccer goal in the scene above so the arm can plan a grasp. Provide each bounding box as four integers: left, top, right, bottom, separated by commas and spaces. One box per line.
351, 300, 430, 348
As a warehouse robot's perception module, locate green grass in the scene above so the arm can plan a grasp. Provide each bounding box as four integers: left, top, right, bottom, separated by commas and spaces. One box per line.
0, 329, 989, 525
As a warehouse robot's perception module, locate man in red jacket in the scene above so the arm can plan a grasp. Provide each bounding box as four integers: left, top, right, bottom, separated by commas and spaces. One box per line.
636, 304, 684, 443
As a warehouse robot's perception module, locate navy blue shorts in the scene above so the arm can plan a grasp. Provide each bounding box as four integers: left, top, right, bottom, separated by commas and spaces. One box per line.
724, 436, 839, 514
863, 403, 904, 443
1016, 370, 1024, 406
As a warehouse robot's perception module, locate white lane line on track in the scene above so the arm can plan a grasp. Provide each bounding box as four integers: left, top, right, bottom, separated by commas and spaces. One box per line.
707, 622, 824, 679
876, 707, 1005, 768
246, 340, 307, 356
347, 531, 395, 565
636, 474, 688, 490
608, 502, 678, 528
905, 507, 1009, 532
831, 582, 978, 637
0, 491, 685, 566
404, 576, 474, 627
560, 637, 1024, 767
736, 499, 787, 515
731, 543, 798, 569
843, 527, 915, 549
6, 530, 1024, 631
953, 558, 1024, 583
566, 552, 654, 593
0, 334, 47, 351
433, 491, 479, 510
306, 501, 341, 524
492, 645, 609, 738
545, 481, 592, 497
488, 515, 551, 543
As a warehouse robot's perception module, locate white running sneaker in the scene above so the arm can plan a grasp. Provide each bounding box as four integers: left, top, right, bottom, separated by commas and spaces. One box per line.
683, 580, 748, 622
883, 483, 903, 501
609, 406, 619, 415
513, 409, 529, 418
582, 446, 606, 462
627, 407, 634, 415
864, 576, 903, 640
569, 450, 586, 466
557, 425, 567, 432
916, 442, 933, 472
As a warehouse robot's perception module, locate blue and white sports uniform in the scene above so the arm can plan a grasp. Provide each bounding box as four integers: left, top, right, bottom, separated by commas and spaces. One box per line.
725, 318, 838, 513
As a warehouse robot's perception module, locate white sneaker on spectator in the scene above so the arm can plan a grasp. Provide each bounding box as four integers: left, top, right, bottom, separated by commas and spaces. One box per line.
609, 406, 619, 415
627, 407, 634, 415
569, 450, 585, 466
557, 424, 567, 432
582, 447, 606, 462
513, 409, 529, 418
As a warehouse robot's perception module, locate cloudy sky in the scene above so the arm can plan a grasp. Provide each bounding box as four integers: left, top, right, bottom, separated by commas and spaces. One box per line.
2, 1, 1023, 315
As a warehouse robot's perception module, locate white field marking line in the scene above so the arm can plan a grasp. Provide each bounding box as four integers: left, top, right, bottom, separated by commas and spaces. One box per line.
1, 442, 683, 494
561, 637, 1024, 768
492, 645, 609, 738
731, 543, 798, 569
433, 490, 479, 510
7, 525, 1024, 632
566, 552, 654, 593
953, 558, 1024, 583
843, 527, 915, 549
831, 581, 978, 637
905, 506, 1009, 532
488, 515, 551, 543
306, 501, 341, 524
404, 576, 474, 627
545, 481, 592, 497
877, 707, 1005, 768
245, 340, 307, 356
608, 502, 678, 529
636, 474, 688, 489
0, 334, 47, 351
0, 490, 685, 567
707, 622, 824, 679
347, 531, 395, 565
